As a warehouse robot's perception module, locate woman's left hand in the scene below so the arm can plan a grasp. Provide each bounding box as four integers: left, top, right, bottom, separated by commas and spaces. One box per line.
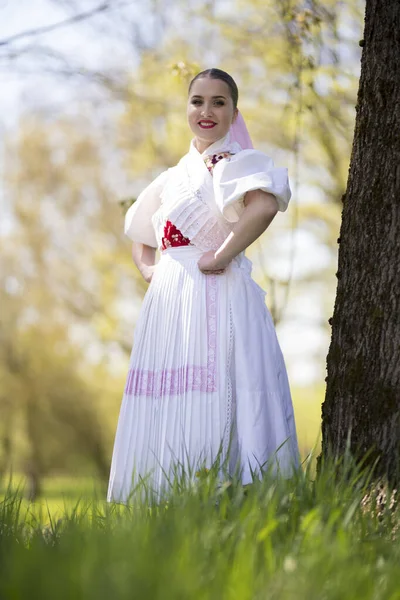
198, 250, 230, 275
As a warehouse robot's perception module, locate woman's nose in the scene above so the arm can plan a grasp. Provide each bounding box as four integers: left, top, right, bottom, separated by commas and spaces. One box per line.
201, 104, 214, 117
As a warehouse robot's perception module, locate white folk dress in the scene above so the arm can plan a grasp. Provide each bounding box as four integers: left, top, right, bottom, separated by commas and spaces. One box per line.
107, 134, 299, 502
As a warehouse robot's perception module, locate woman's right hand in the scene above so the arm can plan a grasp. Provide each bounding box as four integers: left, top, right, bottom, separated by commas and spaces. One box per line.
141, 264, 156, 284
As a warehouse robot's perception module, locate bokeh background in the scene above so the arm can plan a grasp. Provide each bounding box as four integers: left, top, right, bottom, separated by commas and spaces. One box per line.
0, 0, 364, 501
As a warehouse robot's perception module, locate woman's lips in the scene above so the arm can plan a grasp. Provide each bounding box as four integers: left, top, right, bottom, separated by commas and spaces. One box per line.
198, 120, 217, 129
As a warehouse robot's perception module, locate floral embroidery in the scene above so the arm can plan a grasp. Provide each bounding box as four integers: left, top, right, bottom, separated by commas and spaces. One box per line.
161, 220, 191, 250
204, 152, 233, 174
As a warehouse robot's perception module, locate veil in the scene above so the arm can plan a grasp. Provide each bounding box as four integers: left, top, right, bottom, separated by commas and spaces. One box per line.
229, 110, 253, 150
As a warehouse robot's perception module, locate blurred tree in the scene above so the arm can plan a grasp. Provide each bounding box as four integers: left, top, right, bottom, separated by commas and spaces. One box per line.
0, 311, 110, 499
0, 114, 140, 496
118, 51, 199, 175
322, 0, 400, 481
0, 0, 365, 306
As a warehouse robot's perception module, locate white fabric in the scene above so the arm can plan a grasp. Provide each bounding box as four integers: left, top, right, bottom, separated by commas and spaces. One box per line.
189, 132, 242, 157
108, 136, 299, 503
213, 150, 291, 222
152, 148, 233, 252
124, 170, 169, 248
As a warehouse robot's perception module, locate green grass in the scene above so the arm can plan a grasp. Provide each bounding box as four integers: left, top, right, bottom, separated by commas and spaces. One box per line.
0, 474, 106, 521
1, 454, 399, 600
0, 384, 323, 522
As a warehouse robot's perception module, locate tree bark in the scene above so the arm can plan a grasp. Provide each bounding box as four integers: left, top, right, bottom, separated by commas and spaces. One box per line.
321, 0, 400, 481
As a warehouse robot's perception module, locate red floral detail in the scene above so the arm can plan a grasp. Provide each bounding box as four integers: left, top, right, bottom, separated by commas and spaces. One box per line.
204, 152, 233, 174
161, 220, 191, 250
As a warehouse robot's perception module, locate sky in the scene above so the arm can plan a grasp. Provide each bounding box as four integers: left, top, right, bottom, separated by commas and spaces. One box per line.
0, 0, 141, 124
0, 0, 358, 386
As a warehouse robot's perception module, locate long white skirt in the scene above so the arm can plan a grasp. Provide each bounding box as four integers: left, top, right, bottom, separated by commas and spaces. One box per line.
107, 246, 299, 502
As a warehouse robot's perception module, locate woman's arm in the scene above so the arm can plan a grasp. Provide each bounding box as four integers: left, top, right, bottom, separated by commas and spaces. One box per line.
198, 189, 278, 273
131, 242, 157, 283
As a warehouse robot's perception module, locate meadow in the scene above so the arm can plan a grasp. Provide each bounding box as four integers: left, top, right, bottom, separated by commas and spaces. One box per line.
1, 452, 399, 600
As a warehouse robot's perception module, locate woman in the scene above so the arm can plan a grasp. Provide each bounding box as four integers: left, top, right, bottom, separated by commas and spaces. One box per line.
107, 68, 299, 503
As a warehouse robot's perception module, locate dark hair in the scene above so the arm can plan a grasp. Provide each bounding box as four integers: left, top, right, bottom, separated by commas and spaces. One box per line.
188, 68, 239, 109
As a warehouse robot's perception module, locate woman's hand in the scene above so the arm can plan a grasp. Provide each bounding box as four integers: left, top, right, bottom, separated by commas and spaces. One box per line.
141, 264, 156, 283
198, 250, 230, 275
206, 190, 278, 272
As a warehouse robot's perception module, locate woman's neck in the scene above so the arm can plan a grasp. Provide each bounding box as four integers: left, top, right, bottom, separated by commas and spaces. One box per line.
193, 138, 214, 155
193, 133, 228, 155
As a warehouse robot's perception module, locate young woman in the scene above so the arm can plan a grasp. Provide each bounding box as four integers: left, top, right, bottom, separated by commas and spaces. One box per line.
107, 68, 299, 502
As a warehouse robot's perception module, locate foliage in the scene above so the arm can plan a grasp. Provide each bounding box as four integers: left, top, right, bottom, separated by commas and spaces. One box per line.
0, 457, 399, 599
0, 115, 136, 487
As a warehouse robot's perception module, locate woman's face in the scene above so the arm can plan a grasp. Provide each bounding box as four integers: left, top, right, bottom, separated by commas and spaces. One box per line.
187, 77, 238, 149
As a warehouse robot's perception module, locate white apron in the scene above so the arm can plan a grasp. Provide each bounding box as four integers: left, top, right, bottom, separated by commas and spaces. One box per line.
107, 135, 299, 502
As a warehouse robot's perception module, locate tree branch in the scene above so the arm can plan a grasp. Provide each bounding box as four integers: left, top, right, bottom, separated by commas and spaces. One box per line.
0, 1, 112, 48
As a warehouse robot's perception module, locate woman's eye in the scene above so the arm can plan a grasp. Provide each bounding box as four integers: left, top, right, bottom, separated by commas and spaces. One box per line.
190, 99, 225, 106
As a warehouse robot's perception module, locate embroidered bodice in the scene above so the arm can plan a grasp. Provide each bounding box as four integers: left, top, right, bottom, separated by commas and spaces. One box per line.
124, 131, 291, 252
159, 151, 235, 251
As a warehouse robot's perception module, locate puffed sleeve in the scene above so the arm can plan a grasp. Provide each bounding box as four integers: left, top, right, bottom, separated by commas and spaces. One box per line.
124, 170, 169, 247
212, 150, 291, 222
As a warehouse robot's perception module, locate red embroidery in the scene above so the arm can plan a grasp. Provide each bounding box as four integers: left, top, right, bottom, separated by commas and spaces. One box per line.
204, 152, 233, 174
161, 220, 191, 250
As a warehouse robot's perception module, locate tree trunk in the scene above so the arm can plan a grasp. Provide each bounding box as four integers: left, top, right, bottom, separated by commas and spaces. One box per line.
0, 430, 12, 480
321, 0, 400, 481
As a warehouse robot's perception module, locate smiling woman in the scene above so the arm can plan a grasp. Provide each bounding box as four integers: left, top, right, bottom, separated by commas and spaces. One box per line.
107, 68, 299, 503
187, 73, 239, 153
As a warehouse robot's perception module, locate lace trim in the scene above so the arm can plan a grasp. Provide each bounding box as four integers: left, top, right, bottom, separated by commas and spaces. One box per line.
206, 275, 217, 390
223, 302, 234, 459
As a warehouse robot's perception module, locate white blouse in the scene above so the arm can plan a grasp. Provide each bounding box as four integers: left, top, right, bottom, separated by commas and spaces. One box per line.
124, 170, 169, 248
124, 134, 291, 248
213, 150, 291, 221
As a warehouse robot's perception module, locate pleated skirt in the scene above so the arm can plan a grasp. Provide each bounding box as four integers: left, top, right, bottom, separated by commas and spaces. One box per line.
107, 246, 299, 502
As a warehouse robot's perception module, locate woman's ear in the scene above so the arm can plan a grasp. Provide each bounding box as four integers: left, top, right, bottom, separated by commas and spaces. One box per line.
232, 108, 239, 124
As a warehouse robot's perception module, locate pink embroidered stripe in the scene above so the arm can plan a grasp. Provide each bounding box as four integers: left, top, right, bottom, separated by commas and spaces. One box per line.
125, 274, 218, 397
125, 365, 214, 396
205, 274, 217, 391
